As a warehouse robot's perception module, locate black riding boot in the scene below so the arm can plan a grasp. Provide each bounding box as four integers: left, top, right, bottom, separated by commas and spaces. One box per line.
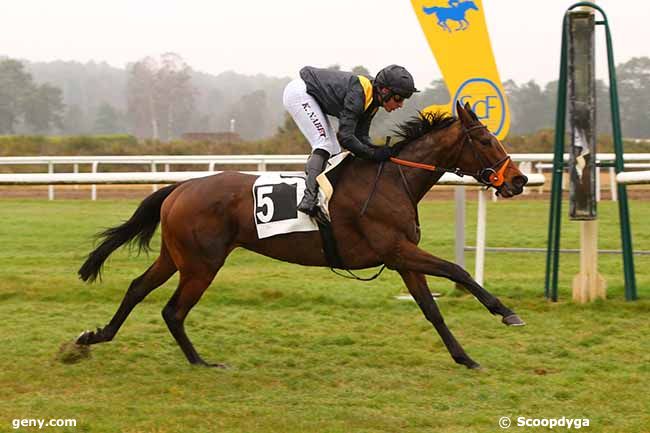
298, 149, 329, 216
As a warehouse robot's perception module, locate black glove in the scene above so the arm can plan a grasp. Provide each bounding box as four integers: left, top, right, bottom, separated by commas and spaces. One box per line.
372, 146, 393, 162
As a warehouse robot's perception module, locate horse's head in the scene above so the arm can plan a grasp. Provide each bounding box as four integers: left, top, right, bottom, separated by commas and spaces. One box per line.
454, 101, 527, 198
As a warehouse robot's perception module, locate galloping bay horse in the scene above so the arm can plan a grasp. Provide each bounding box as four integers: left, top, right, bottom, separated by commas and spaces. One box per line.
76, 102, 528, 369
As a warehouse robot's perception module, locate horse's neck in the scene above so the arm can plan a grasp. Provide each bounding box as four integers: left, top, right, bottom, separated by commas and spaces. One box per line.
396, 124, 462, 202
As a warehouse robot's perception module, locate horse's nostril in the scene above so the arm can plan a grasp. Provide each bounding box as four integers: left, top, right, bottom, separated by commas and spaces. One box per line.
513, 175, 528, 189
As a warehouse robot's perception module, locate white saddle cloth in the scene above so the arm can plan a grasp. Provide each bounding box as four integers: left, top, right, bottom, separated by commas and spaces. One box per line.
252, 152, 349, 239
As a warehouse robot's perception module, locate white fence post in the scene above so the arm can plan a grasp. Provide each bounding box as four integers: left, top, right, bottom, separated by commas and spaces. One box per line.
73, 163, 79, 190
609, 167, 617, 201
475, 189, 488, 286
151, 162, 158, 192
48, 161, 54, 200
454, 186, 465, 269
537, 162, 545, 194
595, 166, 601, 202
519, 162, 532, 195
91, 162, 98, 201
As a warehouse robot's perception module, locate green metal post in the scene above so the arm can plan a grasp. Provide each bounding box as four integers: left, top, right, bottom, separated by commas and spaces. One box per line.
545, 13, 569, 301
546, 2, 637, 301
600, 12, 637, 300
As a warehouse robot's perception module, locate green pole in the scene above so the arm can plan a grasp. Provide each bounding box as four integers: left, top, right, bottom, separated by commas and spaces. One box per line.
600, 14, 637, 300
545, 13, 569, 301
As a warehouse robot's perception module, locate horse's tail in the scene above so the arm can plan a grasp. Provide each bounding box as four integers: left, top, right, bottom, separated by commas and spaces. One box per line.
422, 6, 439, 15
78, 183, 182, 283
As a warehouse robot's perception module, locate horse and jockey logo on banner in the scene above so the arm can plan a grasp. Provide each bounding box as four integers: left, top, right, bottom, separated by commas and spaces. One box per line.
412, 0, 511, 139
423, 0, 479, 32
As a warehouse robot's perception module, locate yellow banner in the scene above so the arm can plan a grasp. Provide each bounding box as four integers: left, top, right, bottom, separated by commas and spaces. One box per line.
411, 0, 510, 139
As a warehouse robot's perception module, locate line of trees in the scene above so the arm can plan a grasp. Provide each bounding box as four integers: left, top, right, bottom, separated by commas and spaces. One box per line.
2, 55, 650, 140
0, 59, 64, 134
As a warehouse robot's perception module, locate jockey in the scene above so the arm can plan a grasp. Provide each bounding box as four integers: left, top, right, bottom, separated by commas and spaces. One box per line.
283, 64, 419, 216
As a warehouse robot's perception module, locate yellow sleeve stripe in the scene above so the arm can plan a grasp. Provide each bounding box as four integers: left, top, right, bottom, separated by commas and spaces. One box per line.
357, 75, 373, 111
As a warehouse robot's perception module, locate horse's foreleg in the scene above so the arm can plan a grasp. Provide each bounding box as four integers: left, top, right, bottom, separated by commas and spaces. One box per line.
77, 245, 177, 345
399, 270, 480, 369
391, 240, 524, 326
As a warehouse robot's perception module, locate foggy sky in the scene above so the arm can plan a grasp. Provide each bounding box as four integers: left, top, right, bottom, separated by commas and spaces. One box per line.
3, 0, 649, 87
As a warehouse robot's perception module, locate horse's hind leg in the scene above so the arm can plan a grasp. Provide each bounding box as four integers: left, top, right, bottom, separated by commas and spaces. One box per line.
399, 270, 480, 369
393, 240, 524, 325
77, 243, 177, 345
162, 259, 225, 367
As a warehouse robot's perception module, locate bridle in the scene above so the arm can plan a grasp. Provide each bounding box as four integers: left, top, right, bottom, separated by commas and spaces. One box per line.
389, 123, 512, 189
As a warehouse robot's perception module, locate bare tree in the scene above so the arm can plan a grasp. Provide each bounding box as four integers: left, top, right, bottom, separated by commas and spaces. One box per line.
127, 53, 195, 140
127, 57, 159, 139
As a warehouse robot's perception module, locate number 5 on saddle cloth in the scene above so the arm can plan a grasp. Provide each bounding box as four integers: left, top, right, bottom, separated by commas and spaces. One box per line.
252, 152, 349, 240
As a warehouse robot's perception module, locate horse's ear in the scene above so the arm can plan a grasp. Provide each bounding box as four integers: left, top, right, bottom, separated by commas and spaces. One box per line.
455, 100, 465, 116
462, 101, 480, 121
456, 100, 472, 124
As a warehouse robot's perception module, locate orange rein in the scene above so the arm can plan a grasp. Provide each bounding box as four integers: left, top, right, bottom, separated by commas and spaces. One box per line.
389, 157, 439, 172
389, 155, 512, 188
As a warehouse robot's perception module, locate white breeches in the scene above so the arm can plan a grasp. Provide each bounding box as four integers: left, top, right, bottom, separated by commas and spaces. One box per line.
282, 78, 341, 155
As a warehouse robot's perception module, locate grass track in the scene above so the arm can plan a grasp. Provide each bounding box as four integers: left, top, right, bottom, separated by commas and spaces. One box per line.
0, 198, 649, 433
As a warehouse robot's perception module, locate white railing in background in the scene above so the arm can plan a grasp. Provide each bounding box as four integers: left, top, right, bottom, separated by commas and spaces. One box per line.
616, 170, 650, 185
0, 155, 308, 200
535, 160, 650, 202
1, 153, 649, 200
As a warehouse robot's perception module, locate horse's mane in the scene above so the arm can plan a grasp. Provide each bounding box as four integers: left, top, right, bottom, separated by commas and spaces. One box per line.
392, 111, 456, 153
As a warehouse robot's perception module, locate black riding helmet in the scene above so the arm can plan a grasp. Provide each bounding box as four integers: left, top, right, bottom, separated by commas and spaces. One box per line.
374, 65, 419, 99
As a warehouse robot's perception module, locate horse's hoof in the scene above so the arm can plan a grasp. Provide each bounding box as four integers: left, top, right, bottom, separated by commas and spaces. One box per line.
76, 330, 93, 345
502, 314, 526, 326
467, 361, 482, 370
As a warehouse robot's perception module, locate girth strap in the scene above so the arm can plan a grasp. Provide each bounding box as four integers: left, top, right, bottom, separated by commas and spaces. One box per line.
316, 211, 386, 281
